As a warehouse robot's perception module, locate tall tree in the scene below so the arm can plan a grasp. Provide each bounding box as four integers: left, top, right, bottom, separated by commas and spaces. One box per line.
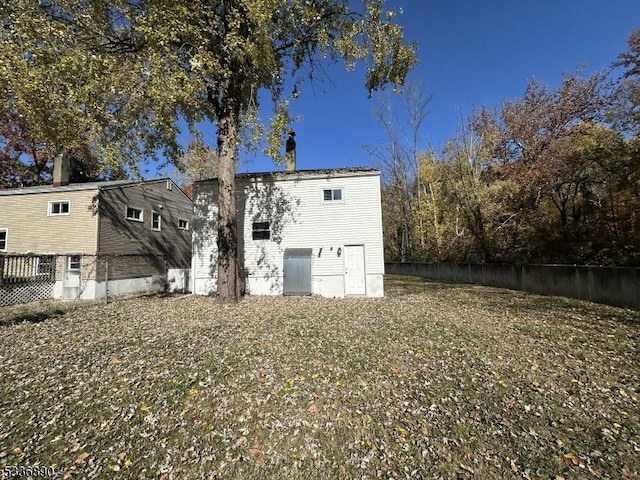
1, 0, 417, 302
0, 112, 126, 187
367, 81, 430, 261
611, 28, 640, 135
471, 71, 609, 259
437, 130, 498, 262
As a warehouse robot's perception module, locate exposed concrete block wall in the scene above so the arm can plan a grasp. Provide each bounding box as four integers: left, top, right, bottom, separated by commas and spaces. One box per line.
385, 262, 640, 310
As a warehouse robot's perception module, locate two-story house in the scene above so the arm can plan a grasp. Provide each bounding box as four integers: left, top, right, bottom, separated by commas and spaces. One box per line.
192, 166, 384, 298
0, 157, 192, 300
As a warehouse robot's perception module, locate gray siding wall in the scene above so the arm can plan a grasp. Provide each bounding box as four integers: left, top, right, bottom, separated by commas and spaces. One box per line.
98, 180, 192, 268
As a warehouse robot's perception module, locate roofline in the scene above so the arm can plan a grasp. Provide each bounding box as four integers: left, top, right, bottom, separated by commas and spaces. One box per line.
96, 177, 171, 190
0, 177, 191, 201
98, 178, 193, 202
196, 167, 380, 184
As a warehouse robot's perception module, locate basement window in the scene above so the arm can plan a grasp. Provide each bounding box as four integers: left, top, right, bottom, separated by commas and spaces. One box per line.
323, 188, 343, 202
36, 255, 54, 276
252, 221, 270, 240
125, 206, 143, 222
48, 200, 70, 215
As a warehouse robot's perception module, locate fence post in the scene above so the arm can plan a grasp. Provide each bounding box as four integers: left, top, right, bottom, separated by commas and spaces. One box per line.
105, 258, 109, 304
164, 256, 168, 292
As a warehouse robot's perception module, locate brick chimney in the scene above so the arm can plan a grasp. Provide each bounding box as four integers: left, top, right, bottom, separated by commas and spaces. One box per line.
53, 154, 70, 187
285, 131, 296, 172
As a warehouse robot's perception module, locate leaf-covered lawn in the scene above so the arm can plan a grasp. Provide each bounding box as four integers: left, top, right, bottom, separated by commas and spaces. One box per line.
1, 276, 639, 479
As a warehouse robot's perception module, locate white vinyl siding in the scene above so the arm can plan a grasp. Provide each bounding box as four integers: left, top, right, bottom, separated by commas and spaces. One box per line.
192, 171, 384, 296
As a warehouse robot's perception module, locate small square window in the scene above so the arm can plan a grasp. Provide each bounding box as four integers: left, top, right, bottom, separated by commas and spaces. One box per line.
49, 201, 70, 215
37, 255, 54, 275
67, 255, 81, 271
323, 188, 343, 202
178, 219, 189, 230
0, 229, 7, 251
252, 221, 270, 240
152, 211, 162, 231
125, 206, 143, 222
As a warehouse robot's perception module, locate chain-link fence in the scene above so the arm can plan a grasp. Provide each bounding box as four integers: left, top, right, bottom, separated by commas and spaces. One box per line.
0, 253, 190, 325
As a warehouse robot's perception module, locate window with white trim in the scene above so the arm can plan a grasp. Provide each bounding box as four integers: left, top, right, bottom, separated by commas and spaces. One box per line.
152, 211, 162, 231
0, 229, 7, 251
323, 188, 343, 202
178, 219, 189, 230
67, 255, 81, 271
252, 221, 270, 240
36, 255, 54, 276
49, 200, 70, 215
125, 206, 143, 222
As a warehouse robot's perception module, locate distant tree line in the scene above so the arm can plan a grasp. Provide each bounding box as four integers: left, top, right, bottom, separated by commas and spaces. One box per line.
380, 29, 640, 267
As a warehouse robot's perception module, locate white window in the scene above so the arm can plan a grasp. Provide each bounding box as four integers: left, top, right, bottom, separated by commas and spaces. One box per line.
125, 206, 143, 222
323, 188, 343, 202
67, 255, 81, 271
152, 211, 162, 231
252, 221, 270, 240
178, 219, 189, 230
36, 255, 54, 276
49, 200, 70, 215
0, 229, 7, 251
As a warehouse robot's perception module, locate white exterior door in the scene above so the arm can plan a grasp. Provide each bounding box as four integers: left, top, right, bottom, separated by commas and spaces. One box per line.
344, 245, 366, 296
63, 255, 81, 299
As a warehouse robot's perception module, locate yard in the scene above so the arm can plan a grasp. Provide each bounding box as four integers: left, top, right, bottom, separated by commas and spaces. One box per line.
1, 276, 639, 479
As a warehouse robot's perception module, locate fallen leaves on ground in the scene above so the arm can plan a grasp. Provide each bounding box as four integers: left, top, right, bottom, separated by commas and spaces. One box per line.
0, 276, 638, 479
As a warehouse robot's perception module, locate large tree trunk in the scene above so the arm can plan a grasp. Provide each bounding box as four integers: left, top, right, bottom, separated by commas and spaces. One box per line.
216, 106, 242, 303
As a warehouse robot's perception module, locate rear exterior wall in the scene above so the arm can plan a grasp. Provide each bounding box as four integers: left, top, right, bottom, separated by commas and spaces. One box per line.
192, 171, 384, 297
97, 181, 192, 268
0, 189, 98, 254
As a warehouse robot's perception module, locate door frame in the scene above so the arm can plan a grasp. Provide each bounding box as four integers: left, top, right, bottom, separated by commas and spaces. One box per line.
344, 244, 366, 296
63, 254, 82, 299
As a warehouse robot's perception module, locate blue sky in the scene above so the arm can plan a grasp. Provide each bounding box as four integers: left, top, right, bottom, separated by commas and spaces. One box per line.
159, 1, 640, 177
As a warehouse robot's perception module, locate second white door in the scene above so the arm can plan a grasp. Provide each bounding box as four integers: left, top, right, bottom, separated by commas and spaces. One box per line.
344, 245, 365, 296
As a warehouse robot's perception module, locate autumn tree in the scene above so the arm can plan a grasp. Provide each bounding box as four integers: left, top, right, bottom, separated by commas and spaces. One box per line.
368, 81, 430, 261
436, 130, 507, 262
611, 28, 640, 135
2, 0, 417, 301
471, 71, 611, 260
414, 150, 445, 260
0, 112, 125, 187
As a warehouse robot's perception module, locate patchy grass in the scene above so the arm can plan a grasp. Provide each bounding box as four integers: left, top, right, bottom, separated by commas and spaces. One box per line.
0, 275, 638, 479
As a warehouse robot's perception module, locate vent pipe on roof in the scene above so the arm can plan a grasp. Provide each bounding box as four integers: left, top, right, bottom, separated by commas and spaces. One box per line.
285, 131, 296, 172
53, 154, 70, 187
